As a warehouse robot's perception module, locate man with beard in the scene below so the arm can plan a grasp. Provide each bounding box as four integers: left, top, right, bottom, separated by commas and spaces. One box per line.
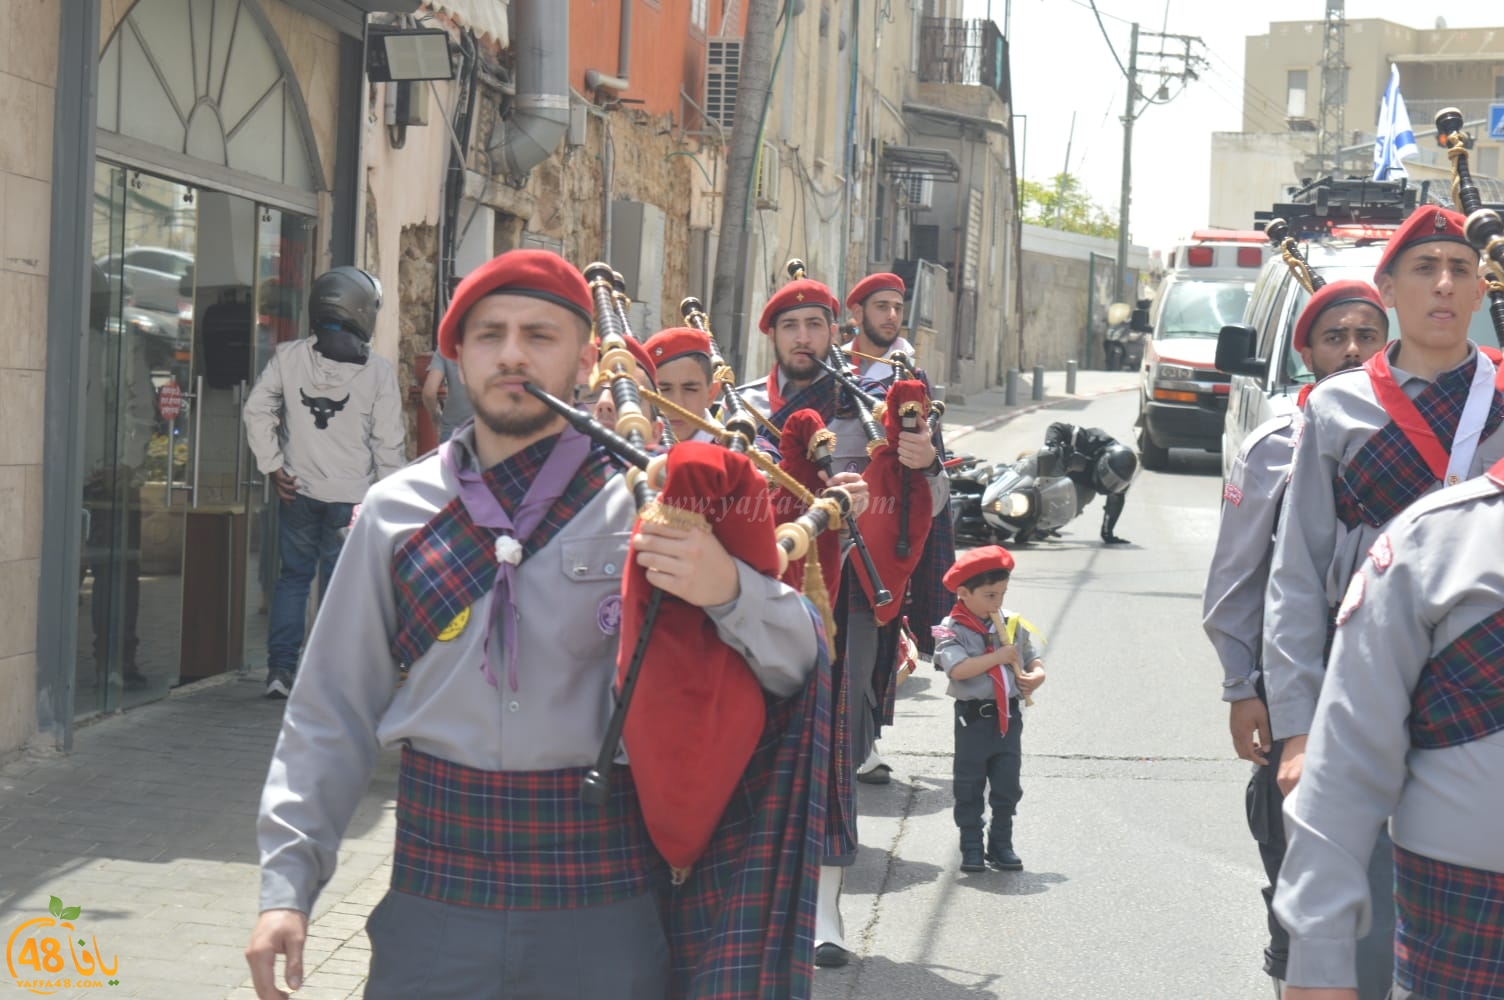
1264, 206, 1504, 999
738, 276, 948, 969
1202, 279, 1388, 997
840, 272, 957, 786
844, 272, 913, 385
246, 250, 826, 999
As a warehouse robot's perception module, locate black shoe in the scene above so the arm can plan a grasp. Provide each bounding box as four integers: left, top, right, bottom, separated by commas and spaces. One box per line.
960, 845, 987, 873
856, 763, 892, 785
987, 845, 1023, 871
814, 942, 850, 968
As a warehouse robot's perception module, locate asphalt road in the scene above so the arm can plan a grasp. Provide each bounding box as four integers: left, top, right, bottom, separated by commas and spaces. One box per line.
814, 389, 1271, 1000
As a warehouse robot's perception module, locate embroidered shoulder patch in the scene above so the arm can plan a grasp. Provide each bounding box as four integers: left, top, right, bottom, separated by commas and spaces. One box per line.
1222, 482, 1244, 507
1335, 571, 1366, 627
1369, 533, 1393, 574
597, 594, 623, 635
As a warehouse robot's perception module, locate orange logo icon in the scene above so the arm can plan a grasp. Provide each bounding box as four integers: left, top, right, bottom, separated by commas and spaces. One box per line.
5, 896, 120, 994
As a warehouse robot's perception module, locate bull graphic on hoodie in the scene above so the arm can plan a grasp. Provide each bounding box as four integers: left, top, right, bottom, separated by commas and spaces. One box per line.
300, 388, 350, 430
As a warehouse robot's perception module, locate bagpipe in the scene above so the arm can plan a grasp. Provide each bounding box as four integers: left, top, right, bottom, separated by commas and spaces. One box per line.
1435, 107, 1504, 349
524, 262, 851, 883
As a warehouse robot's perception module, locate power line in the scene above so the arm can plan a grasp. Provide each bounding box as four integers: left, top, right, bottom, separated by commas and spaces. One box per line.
1088, 0, 1129, 79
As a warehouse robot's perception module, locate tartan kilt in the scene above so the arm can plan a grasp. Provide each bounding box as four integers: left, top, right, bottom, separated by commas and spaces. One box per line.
665, 600, 835, 1000
1394, 844, 1504, 998
392, 748, 661, 910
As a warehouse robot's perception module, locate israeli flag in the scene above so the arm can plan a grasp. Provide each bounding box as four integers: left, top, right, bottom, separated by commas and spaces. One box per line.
1373, 63, 1419, 181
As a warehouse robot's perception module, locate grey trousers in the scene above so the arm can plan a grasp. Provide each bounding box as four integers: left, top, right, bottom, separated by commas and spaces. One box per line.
844, 607, 880, 777
363, 888, 670, 999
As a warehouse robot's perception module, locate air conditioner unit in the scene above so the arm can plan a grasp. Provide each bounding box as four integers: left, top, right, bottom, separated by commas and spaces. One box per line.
755, 141, 780, 210
704, 38, 741, 131
907, 173, 934, 209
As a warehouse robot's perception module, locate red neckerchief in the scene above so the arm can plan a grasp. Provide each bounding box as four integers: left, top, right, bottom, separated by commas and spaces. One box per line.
765, 364, 787, 416
1362, 347, 1504, 481
1489, 454, 1504, 489
1296, 382, 1315, 409
949, 600, 1011, 734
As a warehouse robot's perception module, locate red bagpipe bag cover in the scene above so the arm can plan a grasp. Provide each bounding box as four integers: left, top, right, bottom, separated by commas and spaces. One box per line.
854, 379, 934, 624
619, 441, 782, 874
770, 409, 843, 601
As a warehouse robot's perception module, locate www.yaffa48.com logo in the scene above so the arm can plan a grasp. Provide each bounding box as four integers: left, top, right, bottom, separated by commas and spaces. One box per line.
5, 896, 120, 993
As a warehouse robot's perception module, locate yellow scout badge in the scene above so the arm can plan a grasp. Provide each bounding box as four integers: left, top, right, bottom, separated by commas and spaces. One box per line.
437, 606, 471, 641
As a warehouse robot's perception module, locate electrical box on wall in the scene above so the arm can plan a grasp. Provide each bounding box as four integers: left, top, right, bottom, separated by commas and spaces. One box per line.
392, 81, 429, 127
609, 200, 667, 332
568, 99, 588, 148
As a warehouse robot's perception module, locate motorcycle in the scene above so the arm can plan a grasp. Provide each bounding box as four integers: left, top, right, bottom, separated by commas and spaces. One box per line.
945, 451, 1000, 544
1102, 300, 1151, 372
977, 446, 1086, 544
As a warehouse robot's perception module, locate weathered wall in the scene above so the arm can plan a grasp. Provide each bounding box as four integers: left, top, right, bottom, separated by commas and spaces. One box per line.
0, 0, 60, 756
1018, 249, 1090, 371
396, 222, 438, 456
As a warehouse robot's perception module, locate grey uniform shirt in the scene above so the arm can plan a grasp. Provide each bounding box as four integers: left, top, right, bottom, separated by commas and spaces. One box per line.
1275, 473, 1504, 989
257, 426, 820, 914
1263, 343, 1504, 740
933, 611, 1042, 701
1202, 412, 1299, 703
243, 339, 407, 504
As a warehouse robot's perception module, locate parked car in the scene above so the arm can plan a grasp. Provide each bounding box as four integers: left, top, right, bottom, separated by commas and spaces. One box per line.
1216, 237, 1501, 479
1135, 231, 1268, 469
96, 246, 194, 314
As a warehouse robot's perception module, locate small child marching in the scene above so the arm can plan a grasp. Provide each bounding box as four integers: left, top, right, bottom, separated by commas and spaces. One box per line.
932, 546, 1046, 873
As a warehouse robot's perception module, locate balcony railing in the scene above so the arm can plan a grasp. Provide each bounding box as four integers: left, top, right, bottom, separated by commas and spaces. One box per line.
917, 18, 1009, 105
1403, 98, 1496, 135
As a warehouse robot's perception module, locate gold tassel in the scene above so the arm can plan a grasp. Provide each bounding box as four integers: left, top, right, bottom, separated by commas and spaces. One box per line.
802, 552, 838, 661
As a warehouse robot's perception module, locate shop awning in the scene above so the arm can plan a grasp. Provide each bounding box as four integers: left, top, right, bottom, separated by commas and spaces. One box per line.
427, 0, 510, 47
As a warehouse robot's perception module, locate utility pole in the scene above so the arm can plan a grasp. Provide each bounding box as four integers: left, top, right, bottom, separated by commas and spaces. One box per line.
710, 0, 783, 377
1115, 22, 1138, 305
1319, 0, 1348, 175
1113, 22, 1206, 303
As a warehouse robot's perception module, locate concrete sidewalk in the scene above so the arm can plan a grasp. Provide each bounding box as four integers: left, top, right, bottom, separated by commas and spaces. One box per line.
0, 367, 1138, 999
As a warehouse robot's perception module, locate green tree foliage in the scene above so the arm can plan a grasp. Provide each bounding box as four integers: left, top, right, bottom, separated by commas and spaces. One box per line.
1020, 173, 1120, 240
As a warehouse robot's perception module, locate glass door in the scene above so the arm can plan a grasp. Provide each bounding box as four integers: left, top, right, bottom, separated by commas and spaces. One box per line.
81, 165, 197, 713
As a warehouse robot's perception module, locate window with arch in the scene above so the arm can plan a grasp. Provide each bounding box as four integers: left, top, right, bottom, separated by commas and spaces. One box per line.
98, 0, 318, 191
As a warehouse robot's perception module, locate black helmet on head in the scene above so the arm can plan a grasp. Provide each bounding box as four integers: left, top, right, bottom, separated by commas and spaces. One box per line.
1092, 442, 1138, 495
309, 266, 382, 363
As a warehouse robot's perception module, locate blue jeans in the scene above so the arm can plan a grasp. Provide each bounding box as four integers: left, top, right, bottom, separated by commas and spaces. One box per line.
268, 494, 353, 672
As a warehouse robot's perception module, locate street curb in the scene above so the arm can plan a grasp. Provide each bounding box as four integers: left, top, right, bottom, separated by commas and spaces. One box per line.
945, 386, 1134, 443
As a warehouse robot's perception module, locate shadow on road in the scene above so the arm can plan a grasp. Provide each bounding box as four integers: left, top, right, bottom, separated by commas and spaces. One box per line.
829, 953, 1009, 997
956, 867, 1069, 896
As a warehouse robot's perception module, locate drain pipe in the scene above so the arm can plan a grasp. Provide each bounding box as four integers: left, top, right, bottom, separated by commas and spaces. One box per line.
489, 0, 571, 178
584, 0, 631, 93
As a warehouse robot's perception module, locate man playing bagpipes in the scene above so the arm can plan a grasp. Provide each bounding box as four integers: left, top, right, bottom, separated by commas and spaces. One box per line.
840, 272, 958, 788
246, 249, 833, 999
737, 268, 948, 969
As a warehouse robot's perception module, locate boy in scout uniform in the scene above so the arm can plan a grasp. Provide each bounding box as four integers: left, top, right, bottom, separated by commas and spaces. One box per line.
644, 326, 721, 443
245, 250, 825, 999
932, 545, 1046, 873
1276, 453, 1504, 1000
1203, 279, 1389, 993
1262, 206, 1504, 999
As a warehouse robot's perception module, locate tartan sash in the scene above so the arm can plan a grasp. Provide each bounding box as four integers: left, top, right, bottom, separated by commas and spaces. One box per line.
1394, 844, 1504, 997
1408, 606, 1504, 749
666, 599, 833, 1000
389, 445, 617, 667
758, 376, 841, 453
392, 746, 662, 910
1335, 359, 1504, 530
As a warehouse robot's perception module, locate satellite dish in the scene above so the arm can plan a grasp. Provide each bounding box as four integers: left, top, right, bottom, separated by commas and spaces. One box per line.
1436, 16, 1447, 28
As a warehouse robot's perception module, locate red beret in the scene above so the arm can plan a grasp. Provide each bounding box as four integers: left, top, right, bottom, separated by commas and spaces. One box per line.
758, 278, 838, 334
942, 544, 1016, 593
616, 336, 657, 387
846, 272, 906, 311
1293, 279, 1388, 352
437, 249, 592, 360
644, 326, 712, 368
1373, 206, 1473, 281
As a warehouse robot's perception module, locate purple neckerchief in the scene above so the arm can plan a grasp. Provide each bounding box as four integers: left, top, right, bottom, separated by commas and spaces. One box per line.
441, 427, 592, 690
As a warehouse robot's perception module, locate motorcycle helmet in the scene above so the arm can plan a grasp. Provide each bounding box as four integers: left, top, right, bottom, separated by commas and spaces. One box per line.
1092, 442, 1139, 495
309, 266, 382, 363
